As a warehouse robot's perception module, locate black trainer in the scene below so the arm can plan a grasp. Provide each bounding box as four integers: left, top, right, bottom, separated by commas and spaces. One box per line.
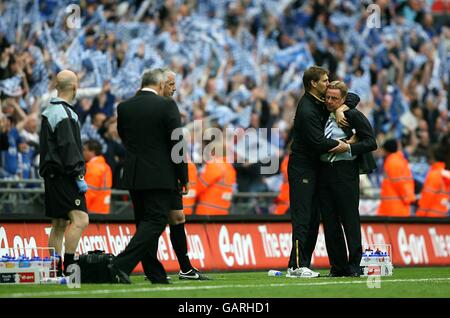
144, 275, 172, 284
326, 271, 346, 277
345, 266, 364, 277
107, 264, 132, 284
150, 277, 172, 284
179, 268, 211, 280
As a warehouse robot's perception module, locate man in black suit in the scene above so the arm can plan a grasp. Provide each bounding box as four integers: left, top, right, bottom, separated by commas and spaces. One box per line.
319, 81, 377, 277
287, 66, 360, 278
108, 68, 188, 284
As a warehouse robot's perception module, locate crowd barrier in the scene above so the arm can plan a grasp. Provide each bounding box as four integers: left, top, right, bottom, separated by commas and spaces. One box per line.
1, 216, 449, 273
0, 179, 382, 216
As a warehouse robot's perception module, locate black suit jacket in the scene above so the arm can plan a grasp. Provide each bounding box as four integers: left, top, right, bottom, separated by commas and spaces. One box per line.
343, 109, 378, 174
117, 90, 188, 190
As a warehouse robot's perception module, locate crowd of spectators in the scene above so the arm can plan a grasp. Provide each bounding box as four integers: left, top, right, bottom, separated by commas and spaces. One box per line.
0, 0, 449, 203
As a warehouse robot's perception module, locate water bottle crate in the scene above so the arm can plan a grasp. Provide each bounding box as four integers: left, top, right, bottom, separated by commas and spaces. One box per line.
0, 247, 59, 284
360, 244, 394, 277
0, 267, 41, 284
362, 264, 394, 276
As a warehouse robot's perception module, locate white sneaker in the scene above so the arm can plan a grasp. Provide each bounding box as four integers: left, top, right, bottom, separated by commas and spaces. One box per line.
286, 267, 320, 278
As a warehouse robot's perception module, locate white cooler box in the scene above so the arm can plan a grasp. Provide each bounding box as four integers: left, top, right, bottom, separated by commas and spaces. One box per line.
360, 244, 394, 277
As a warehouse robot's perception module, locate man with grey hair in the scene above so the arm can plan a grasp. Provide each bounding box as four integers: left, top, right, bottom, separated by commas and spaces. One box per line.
39, 69, 89, 275
108, 68, 188, 284
320, 81, 377, 277
161, 68, 210, 280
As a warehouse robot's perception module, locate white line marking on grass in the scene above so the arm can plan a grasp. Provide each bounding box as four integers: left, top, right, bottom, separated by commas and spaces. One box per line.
4, 277, 450, 298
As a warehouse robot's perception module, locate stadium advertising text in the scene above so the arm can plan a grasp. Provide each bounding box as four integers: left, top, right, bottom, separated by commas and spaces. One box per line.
1, 223, 450, 271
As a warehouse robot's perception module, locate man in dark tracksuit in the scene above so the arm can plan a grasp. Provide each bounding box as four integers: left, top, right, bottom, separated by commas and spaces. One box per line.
319, 81, 377, 277
39, 70, 89, 275
287, 66, 360, 278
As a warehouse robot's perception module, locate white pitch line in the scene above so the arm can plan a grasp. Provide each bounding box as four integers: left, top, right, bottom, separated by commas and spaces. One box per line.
3, 277, 450, 298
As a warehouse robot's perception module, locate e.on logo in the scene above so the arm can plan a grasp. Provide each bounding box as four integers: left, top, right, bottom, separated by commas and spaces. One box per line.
398, 227, 429, 265
218, 226, 256, 267
0, 226, 38, 258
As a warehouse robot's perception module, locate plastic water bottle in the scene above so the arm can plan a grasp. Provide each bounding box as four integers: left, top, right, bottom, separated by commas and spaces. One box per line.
49, 254, 61, 277
6, 257, 18, 268
19, 255, 31, 268
42, 256, 52, 277
41, 277, 67, 285
30, 256, 42, 268
43, 257, 52, 269
268, 270, 282, 277
0, 255, 9, 268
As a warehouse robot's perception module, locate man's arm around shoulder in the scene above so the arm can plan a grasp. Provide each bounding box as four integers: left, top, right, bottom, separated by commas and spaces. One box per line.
345, 109, 377, 156
299, 102, 339, 154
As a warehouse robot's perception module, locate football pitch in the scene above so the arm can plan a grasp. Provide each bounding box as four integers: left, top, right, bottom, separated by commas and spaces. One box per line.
1, 267, 449, 298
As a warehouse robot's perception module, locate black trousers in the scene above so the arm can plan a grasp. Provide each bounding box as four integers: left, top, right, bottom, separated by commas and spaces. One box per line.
113, 189, 171, 281
319, 160, 362, 274
287, 158, 320, 268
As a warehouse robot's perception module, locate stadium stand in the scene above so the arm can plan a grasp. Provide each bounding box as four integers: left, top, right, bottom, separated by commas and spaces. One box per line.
0, 0, 448, 217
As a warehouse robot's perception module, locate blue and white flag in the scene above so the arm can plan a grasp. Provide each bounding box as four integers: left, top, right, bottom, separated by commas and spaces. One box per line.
110, 68, 141, 100
65, 36, 84, 72
210, 105, 238, 127
274, 42, 314, 71
115, 22, 140, 42
89, 50, 113, 87
27, 0, 43, 38
80, 116, 108, 154
0, 76, 23, 97
236, 105, 252, 128
41, 23, 64, 71
2, 2, 19, 43
28, 45, 49, 97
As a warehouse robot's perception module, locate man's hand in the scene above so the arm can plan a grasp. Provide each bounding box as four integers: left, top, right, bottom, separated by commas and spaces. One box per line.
180, 182, 189, 195
329, 140, 350, 154
346, 134, 358, 144
75, 178, 88, 193
335, 104, 350, 127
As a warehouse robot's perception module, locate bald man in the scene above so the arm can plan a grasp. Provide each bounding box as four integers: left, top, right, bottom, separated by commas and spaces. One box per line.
39, 70, 89, 276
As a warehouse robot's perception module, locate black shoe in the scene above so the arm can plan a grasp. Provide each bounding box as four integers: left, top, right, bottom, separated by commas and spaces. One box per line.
145, 274, 172, 284
179, 268, 211, 280
346, 271, 361, 277
345, 266, 363, 277
326, 271, 346, 277
145, 276, 172, 282
150, 278, 172, 284
108, 264, 132, 284
146, 275, 172, 284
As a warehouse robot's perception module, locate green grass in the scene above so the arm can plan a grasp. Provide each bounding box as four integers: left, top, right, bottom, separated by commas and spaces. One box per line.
1, 267, 449, 298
